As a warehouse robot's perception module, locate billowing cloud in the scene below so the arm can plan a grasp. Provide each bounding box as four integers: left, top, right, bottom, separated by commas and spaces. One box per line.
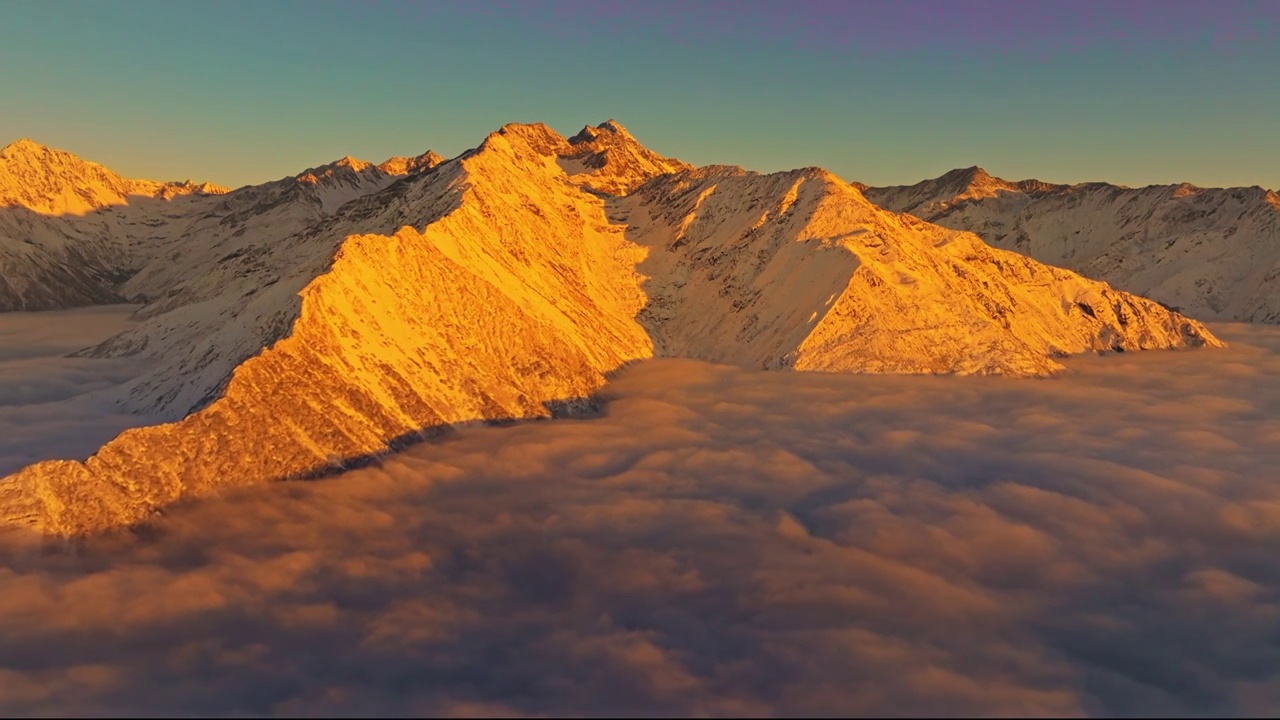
1, 323, 1278, 716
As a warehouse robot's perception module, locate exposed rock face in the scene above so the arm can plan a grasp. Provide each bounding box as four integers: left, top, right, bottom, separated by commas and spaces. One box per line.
0, 124, 1222, 536
864, 168, 1280, 323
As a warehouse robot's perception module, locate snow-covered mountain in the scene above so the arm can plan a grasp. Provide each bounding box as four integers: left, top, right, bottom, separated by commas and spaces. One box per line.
863, 167, 1280, 323
0, 139, 228, 311
621, 164, 1213, 376
0, 138, 441, 313
0, 122, 1221, 536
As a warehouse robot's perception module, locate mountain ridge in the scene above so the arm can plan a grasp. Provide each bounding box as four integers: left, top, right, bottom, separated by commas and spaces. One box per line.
0, 139, 445, 312
864, 166, 1280, 322
0, 137, 230, 215
872, 164, 1278, 197
0, 121, 1222, 536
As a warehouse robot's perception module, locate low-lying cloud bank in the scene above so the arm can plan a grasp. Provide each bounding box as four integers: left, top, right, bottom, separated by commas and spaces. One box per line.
1, 324, 1279, 716
0, 305, 151, 476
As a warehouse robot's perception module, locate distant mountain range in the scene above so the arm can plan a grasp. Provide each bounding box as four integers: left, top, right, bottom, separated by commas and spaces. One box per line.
0, 122, 1221, 535
861, 166, 1280, 323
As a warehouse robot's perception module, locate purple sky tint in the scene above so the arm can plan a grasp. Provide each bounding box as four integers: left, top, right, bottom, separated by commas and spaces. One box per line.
493, 0, 1273, 58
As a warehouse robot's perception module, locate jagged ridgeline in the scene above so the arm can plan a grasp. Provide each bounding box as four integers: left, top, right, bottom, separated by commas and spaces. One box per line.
863, 167, 1280, 323
0, 121, 1221, 536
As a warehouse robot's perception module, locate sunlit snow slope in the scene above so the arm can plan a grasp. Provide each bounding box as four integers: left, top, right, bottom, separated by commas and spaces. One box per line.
864, 167, 1280, 323
0, 122, 1221, 535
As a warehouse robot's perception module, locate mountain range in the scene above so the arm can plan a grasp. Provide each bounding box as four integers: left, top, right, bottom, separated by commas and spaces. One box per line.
0, 121, 1224, 536
862, 167, 1280, 323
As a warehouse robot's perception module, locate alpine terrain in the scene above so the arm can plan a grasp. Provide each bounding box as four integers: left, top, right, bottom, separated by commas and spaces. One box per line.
862, 167, 1280, 323
0, 122, 1222, 536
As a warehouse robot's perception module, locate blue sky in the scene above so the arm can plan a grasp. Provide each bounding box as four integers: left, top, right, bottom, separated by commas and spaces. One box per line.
1, 0, 1276, 189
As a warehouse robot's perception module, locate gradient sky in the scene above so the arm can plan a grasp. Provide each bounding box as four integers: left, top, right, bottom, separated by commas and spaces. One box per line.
1, 0, 1276, 189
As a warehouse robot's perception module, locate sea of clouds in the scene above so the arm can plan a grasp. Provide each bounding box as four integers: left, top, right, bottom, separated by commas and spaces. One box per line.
0, 305, 151, 476
0, 311, 1277, 717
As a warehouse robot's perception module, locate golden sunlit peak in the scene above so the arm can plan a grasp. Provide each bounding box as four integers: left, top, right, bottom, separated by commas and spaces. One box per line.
493, 121, 565, 142
376, 150, 445, 176
332, 156, 372, 171
1172, 182, 1203, 198
571, 119, 633, 143
479, 122, 569, 158
0, 138, 52, 157
595, 118, 630, 135
294, 156, 377, 184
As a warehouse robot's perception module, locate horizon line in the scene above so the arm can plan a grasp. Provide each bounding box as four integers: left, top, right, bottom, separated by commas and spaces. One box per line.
4, 127, 1277, 196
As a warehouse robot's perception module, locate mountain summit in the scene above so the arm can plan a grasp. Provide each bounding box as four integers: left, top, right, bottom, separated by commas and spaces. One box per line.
0, 138, 225, 215
0, 121, 1221, 536
561, 119, 692, 194
0, 141, 234, 310
377, 150, 446, 176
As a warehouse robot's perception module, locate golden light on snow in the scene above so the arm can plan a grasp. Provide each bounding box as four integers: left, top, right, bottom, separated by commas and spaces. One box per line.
0, 123, 1221, 535
0, 115, 1276, 716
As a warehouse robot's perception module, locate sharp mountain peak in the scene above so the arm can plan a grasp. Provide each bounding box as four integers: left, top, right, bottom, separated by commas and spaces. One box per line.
934, 165, 1007, 190
948, 165, 995, 180
0, 138, 105, 170
333, 155, 371, 171
570, 118, 633, 142
377, 150, 446, 176
0, 137, 50, 156
297, 155, 374, 179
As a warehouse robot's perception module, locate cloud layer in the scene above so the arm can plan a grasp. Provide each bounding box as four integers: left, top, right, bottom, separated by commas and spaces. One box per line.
1, 323, 1278, 716
0, 305, 151, 475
